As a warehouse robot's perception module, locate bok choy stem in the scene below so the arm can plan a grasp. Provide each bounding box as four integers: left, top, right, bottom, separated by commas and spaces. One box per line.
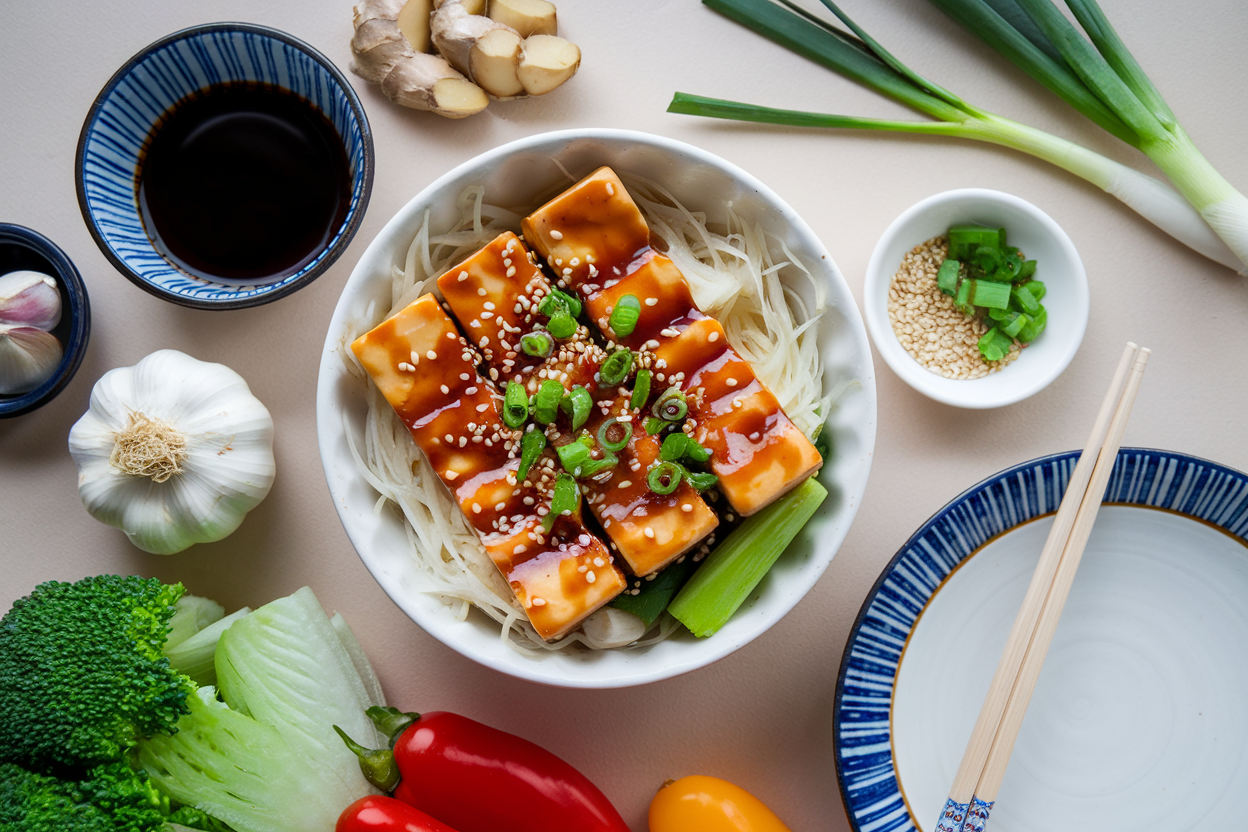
669, 0, 1246, 273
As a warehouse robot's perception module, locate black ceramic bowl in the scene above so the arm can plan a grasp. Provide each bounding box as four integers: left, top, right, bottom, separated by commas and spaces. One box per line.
0, 224, 91, 418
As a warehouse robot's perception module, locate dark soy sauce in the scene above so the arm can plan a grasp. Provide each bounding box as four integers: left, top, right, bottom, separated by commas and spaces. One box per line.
137, 83, 350, 283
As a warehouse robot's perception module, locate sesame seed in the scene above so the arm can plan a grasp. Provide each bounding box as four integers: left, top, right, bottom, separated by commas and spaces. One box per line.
514, 544, 527, 554
457, 271, 468, 282
460, 373, 470, 381
606, 183, 615, 196
477, 287, 487, 296
709, 331, 720, 343
532, 597, 546, 606
586, 571, 596, 583
472, 503, 482, 513
549, 230, 564, 240
643, 527, 655, 539
445, 470, 458, 481
426, 350, 437, 360
477, 403, 489, 412
726, 378, 738, 387
681, 503, 693, 513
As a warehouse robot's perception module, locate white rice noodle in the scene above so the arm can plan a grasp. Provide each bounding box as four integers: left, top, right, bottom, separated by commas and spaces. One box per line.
346, 176, 834, 653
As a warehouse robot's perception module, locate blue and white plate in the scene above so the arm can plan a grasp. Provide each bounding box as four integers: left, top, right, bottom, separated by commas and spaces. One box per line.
76, 23, 373, 309
834, 448, 1248, 832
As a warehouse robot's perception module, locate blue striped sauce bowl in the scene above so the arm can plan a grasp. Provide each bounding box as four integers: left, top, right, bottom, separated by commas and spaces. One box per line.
75, 23, 373, 310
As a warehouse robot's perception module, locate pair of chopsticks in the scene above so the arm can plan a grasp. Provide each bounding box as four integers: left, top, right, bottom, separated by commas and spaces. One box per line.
934, 342, 1151, 832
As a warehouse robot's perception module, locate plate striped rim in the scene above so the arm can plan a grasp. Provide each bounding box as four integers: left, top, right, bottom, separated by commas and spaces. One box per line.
832, 448, 1248, 832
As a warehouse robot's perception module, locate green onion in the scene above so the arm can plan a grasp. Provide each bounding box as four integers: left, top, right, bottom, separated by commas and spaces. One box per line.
669, 0, 1247, 273
644, 416, 667, 435
999, 310, 1028, 339
652, 388, 688, 422
556, 440, 592, 475
560, 386, 593, 432
520, 331, 553, 358
532, 380, 563, 425
647, 461, 683, 495
1012, 283, 1041, 314
547, 312, 576, 339
669, 477, 828, 637
609, 294, 642, 338
1019, 259, 1038, 279
599, 349, 635, 386
813, 425, 832, 462
1022, 279, 1045, 301
660, 432, 691, 462
538, 289, 582, 319
948, 225, 1002, 258
630, 369, 652, 410
542, 474, 580, 533
968, 279, 1011, 309
978, 327, 1013, 361
936, 259, 961, 295
517, 428, 545, 482
1018, 306, 1047, 342
597, 418, 633, 452
609, 558, 700, 628
686, 470, 719, 491
502, 382, 529, 428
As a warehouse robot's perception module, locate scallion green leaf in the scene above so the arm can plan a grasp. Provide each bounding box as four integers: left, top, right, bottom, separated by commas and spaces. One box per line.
647, 461, 683, 495
598, 349, 635, 386
532, 380, 563, 425
597, 418, 633, 453
503, 382, 529, 428
630, 369, 652, 411
517, 428, 545, 482
609, 295, 642, 338
560, 386, 592, 432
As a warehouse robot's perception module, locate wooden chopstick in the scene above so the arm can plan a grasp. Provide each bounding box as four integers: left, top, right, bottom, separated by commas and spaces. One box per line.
933, 343, 1148, 832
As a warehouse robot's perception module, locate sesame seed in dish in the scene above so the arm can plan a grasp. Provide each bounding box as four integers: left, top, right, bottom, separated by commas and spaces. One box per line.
887, 235, 1020, 380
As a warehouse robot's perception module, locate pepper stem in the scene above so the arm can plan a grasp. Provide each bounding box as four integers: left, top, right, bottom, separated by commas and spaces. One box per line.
333, 724, 400, 792
366, 706, 422, 745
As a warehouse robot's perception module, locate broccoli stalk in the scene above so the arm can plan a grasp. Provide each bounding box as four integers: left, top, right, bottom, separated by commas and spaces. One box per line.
0, 576, 197, 768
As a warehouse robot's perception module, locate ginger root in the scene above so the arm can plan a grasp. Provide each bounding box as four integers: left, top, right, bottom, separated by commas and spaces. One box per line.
350, 0, 579, 117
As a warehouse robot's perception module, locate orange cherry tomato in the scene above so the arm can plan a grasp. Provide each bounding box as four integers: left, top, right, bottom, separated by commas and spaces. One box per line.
648, 775, 794, 832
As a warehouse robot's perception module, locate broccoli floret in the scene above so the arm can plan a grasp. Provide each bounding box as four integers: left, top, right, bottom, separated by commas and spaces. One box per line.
0, 576, 197, 768
0, 759, 171, 832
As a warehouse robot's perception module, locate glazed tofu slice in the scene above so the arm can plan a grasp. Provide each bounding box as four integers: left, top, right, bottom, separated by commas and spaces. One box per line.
522, 168, 823, 516
437, 233, 718, 576
351, 293, 626, 640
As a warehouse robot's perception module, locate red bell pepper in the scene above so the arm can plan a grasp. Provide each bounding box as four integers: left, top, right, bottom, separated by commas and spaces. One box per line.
337, 795, 463, 832
336, 708, 630, 832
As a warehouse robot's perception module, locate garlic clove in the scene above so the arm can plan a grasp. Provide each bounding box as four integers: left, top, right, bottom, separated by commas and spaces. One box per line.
0, 270, 62, 331
0, 324, 64, 395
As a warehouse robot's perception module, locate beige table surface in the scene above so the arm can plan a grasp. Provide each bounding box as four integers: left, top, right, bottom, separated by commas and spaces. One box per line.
3, 1, 1247, 829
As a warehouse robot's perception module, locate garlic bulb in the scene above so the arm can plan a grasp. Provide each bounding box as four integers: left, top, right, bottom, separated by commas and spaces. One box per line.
68, 350, 276, 555
0, 270, 63, 395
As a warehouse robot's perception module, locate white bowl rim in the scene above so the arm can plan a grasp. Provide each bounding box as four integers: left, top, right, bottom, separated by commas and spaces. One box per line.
316, 128, 878, 687
863, 187, 1089, 409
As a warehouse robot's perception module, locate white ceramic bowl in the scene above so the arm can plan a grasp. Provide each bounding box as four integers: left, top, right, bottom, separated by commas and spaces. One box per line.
863, 189, 1088, 408
316, 129, 877, 688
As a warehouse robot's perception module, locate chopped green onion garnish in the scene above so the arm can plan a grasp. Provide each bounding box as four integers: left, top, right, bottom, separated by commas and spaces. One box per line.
520, 331, 553, 358
948, 225, 1002, 259
609, 294, 641, 338
978, 327, 1012, 362
686, 470, 719, 491
598, 349, 635, 386
560, 385, 592, 432
647, 461, 683, 495
556, 440, 591, 475
971, 244, 1004, 275
644, 416, 666, 435
630, 369, 652, 410
578, 451, 618, 478
1019, 260, 1038, 279
517, 428, 545, 482
1000, 311, 1029, 339
597, 418, 633, 452
968, 279, 1011, 309
547, 311, 576, 339
532, 379, 563, 425
1011, 284, 1041, 314
1017, 306, 1047, 342
502, 382, 529, 428
538, 289, 581, 319
954, 277, 972, 310
542, 473, 579, 533
936, 259, 961, 295
653, 388, 688, 422
669, 477, 828, 638
660, 432, 691, 462
1021, 279, 1045, 301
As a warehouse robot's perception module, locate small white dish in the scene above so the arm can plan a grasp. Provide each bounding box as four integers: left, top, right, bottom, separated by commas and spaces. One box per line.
316, 129, 877, 688
863, 189, 1088, 408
